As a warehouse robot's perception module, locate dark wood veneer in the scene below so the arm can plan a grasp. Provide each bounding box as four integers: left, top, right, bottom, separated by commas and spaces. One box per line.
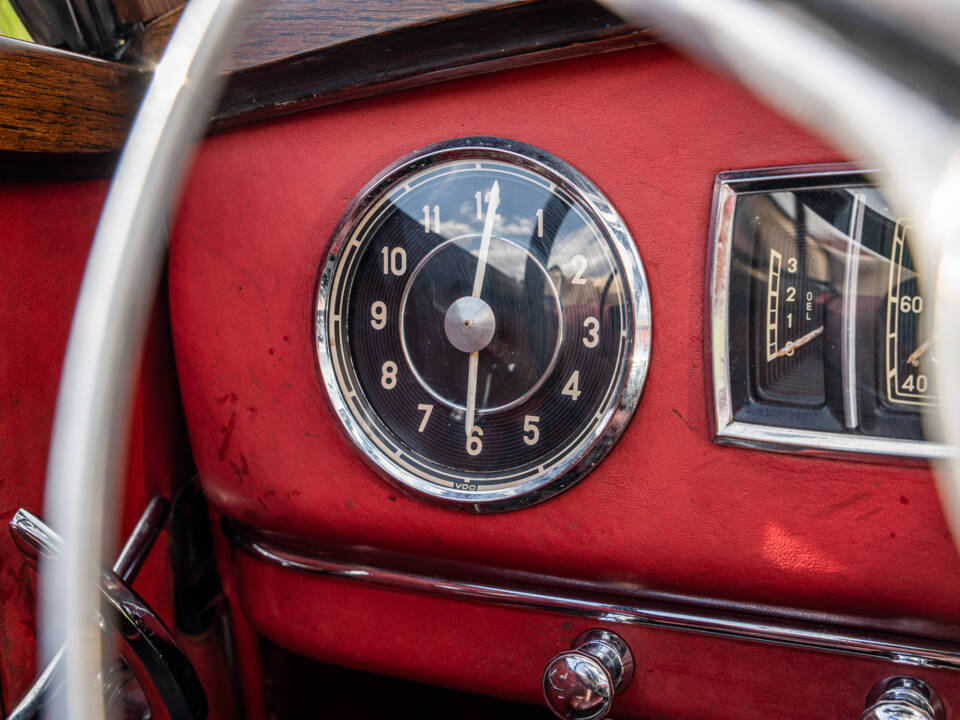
226, 0, 514, 72
126, 1, 519, 67
214, 0, 652, 126
0, 0, 648, 177
113, 0, 181, 24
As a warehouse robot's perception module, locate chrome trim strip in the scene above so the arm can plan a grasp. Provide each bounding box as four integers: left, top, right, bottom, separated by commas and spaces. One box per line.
718, 420, 953, 459
707, 177, 737, 444
707, 165, 951, 460
225, 522, 960, 671
842, 190, 865, 429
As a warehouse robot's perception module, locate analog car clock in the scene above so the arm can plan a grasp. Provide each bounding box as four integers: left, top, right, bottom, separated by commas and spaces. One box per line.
315, 138, 651, 510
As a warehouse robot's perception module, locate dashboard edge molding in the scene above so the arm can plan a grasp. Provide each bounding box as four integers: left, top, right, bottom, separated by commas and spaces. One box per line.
224, 519, 960, 671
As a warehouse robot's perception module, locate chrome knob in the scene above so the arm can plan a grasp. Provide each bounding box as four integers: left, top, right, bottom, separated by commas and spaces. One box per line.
862, 677, 943, 720
542, 629, 634, 720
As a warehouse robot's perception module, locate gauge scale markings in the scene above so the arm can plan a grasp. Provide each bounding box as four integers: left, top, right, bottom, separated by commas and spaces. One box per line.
884, 222, 936, 407
344, 170, 622, 475
752, 208, 827, 406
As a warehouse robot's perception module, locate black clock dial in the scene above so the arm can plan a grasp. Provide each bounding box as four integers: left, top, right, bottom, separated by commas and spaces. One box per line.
316, 138, 651, 511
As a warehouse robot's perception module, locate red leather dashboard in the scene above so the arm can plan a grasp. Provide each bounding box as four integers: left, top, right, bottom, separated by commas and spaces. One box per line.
0, 180, 234, 716
168, 43, 960, 716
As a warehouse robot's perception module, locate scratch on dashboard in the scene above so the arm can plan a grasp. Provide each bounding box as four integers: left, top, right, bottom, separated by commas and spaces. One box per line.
228, 453, 248, 479
633, 177, 673, 202
855, 507, 884, 522
815, 491, 871, 519
191, 240, 274, 333
670, 408, 695, 433
219, 410, 237, 462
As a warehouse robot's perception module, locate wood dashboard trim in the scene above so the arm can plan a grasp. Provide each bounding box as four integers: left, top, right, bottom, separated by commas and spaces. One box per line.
210, 0, 653, 127
0, 37, 147, 156
0, 0, 650, 177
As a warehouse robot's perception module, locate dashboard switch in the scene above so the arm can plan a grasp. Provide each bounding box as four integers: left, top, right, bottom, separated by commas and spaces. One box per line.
862, 677, 943, 720
542, 629, 633, 720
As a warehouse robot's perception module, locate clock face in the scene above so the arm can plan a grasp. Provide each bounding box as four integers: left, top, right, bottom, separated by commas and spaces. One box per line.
315, 138, 651, 511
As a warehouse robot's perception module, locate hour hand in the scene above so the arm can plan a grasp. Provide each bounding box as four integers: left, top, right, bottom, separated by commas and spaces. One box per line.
465, 351, 479, 437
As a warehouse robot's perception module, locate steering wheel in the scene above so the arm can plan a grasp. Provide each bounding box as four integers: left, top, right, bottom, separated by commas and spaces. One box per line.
38, 1, 960, 718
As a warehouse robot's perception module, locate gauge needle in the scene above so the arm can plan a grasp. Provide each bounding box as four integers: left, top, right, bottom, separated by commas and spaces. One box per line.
465, 180, 500, 436
907, 337, 935, 367
774, 325, 823, 358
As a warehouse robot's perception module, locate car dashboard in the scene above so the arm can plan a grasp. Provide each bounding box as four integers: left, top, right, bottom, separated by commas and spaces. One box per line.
169, 43, 960, 719
2, 3, 960, 719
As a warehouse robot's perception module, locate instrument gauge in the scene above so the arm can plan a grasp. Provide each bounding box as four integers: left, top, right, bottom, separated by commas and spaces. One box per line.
750, 193, 831, 406
711, 167, 945, 456
883, 222, 937, 408
315, 138, 651, 511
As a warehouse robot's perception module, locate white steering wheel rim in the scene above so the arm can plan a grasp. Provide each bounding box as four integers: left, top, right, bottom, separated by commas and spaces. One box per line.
40, 1, 252, 718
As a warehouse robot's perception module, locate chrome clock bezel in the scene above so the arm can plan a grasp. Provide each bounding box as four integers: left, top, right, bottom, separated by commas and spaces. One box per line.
314, 137, 652, 512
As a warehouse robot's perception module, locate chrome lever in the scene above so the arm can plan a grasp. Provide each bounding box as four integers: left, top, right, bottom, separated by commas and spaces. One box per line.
11, 497, 168, 582
9, 499, 168, 720
8, 498, 207, 720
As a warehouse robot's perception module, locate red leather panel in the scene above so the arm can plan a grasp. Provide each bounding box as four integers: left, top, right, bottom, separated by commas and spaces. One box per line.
232, 550, 960, 720
0, 180, 106, 709
0, 180, 234, 717
169, 44, 960, 629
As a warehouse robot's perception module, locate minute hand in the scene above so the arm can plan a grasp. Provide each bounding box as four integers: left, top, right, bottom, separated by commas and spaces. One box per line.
472, 181, 500, 298
465, 181, 500, 437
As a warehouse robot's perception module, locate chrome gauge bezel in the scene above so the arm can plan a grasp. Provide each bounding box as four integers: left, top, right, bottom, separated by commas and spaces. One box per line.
315, 137, 652, 511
